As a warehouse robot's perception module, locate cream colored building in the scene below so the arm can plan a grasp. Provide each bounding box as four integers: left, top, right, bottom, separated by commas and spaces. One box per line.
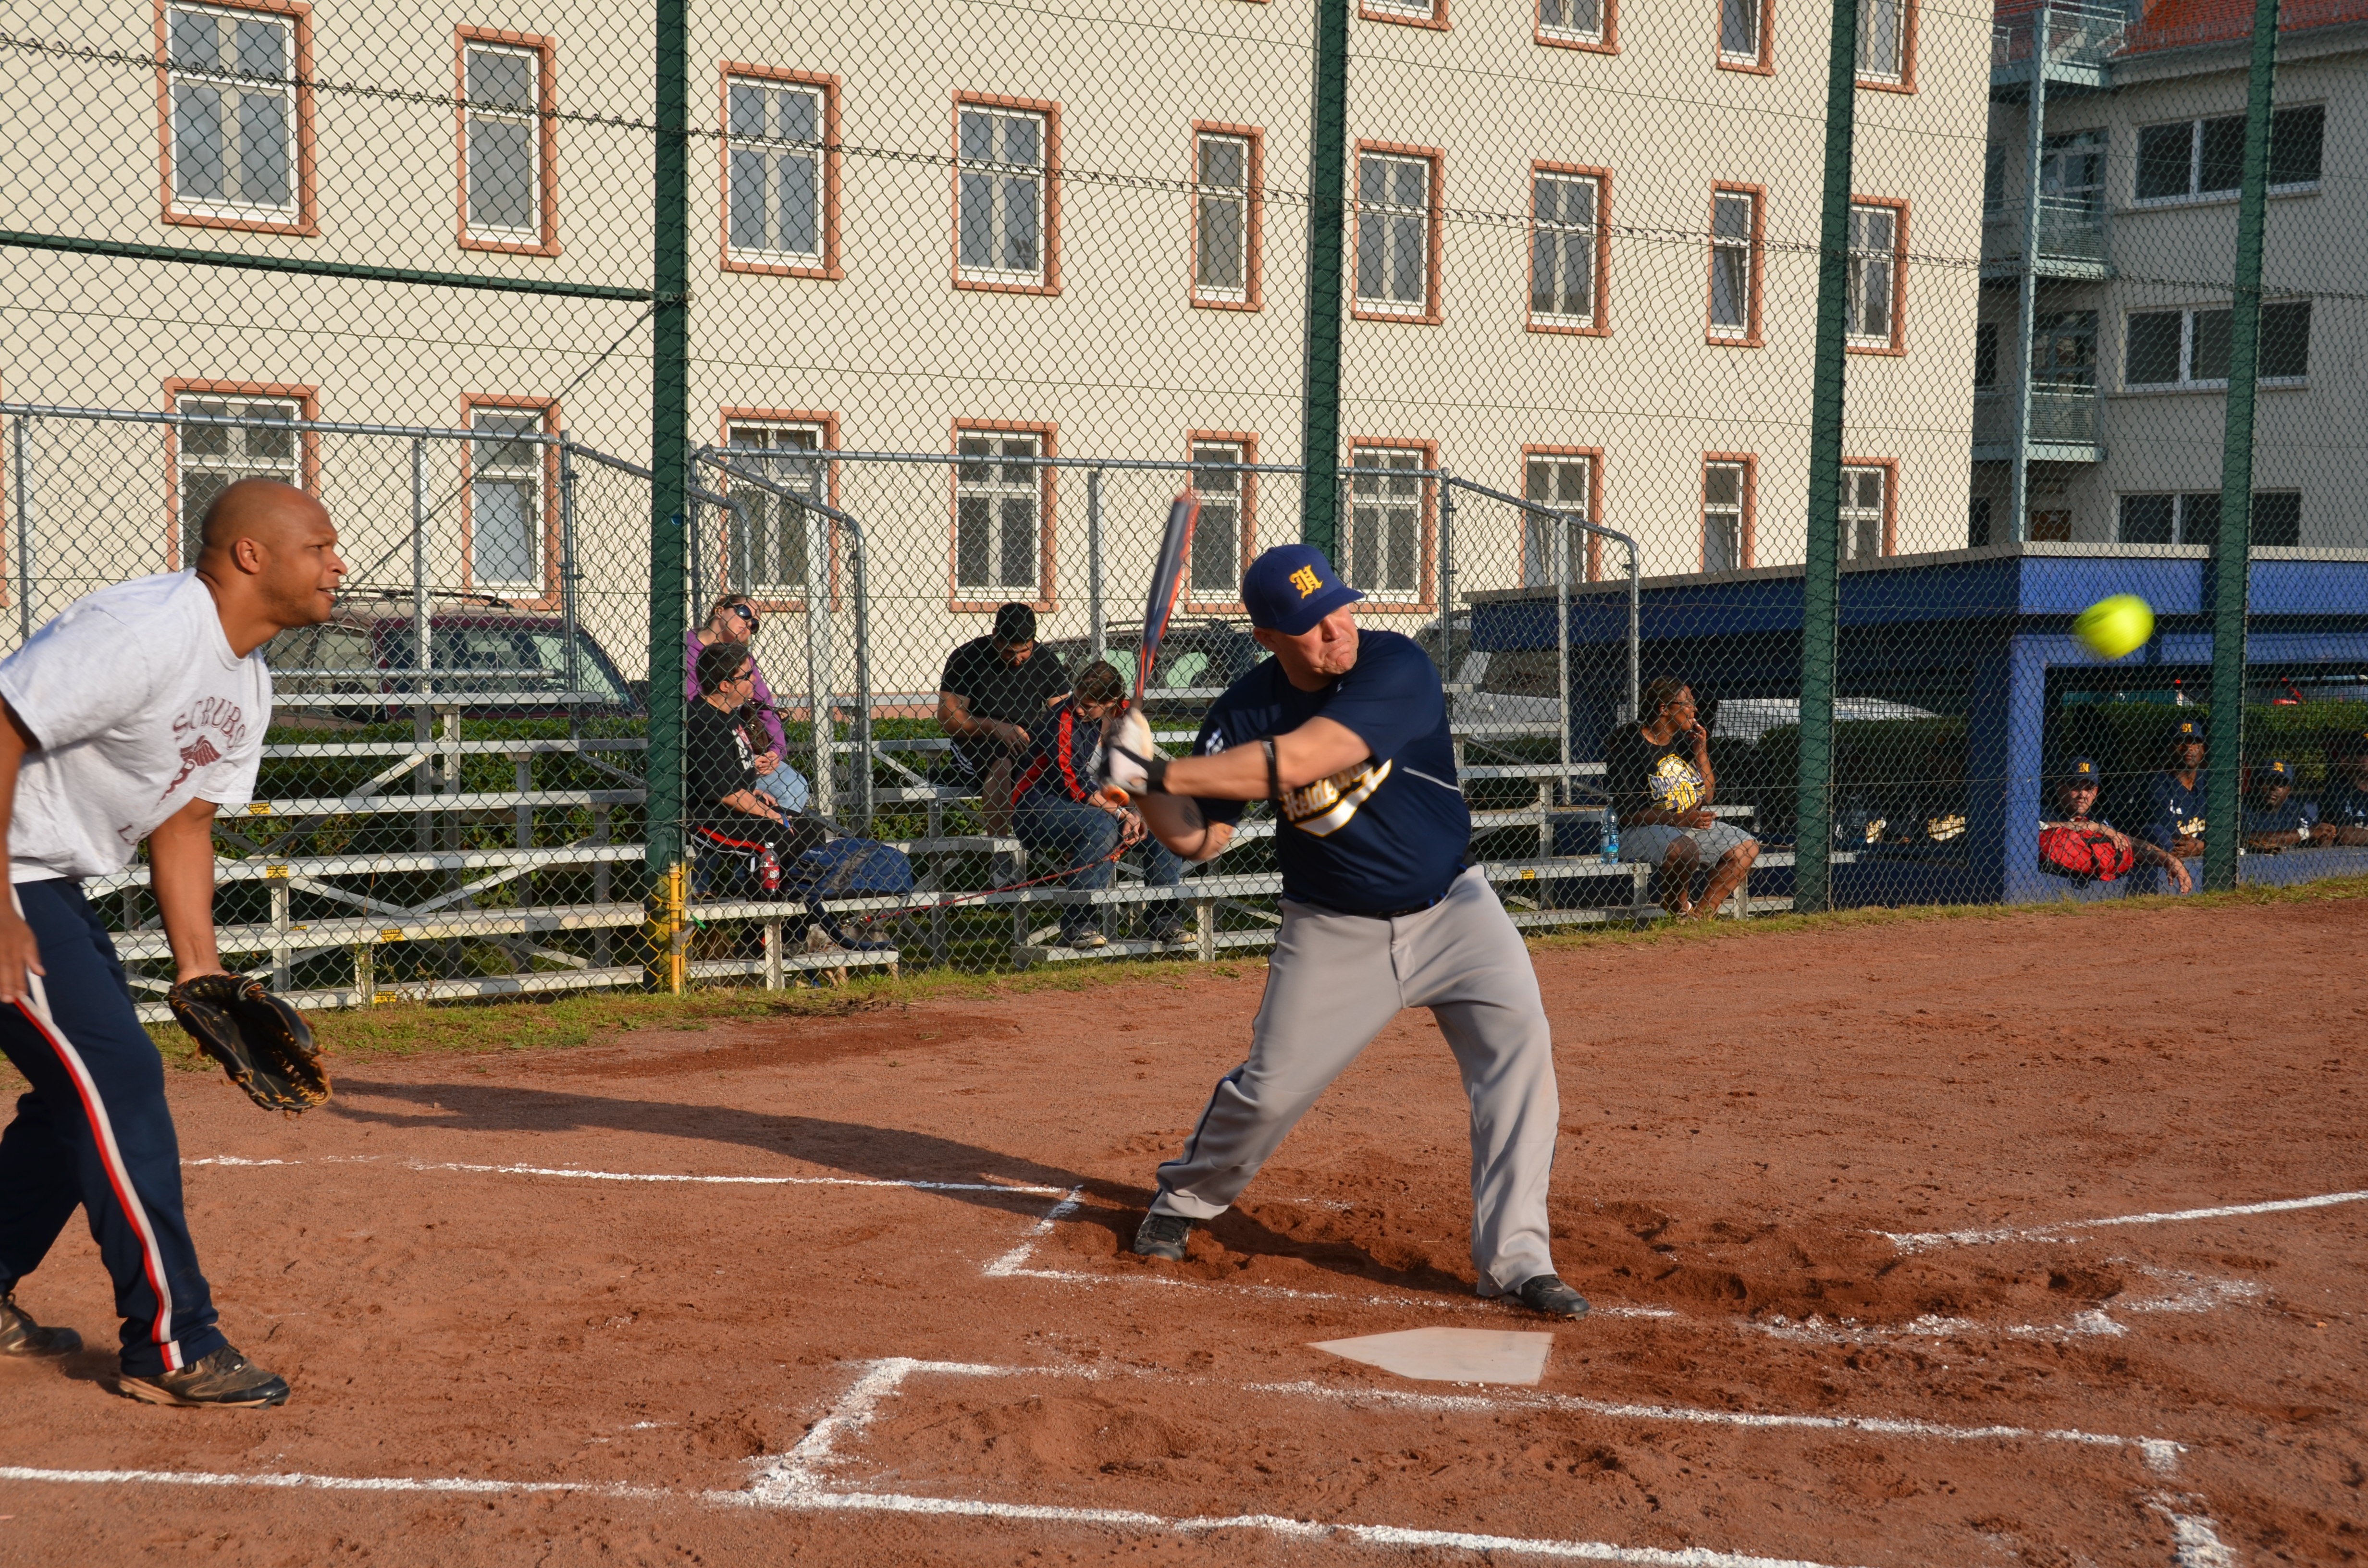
3, 0, 1991, 695
1973, 0, 2366, 547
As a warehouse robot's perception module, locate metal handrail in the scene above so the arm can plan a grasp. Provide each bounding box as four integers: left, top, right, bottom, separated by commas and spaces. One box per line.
694, 448, 875, 830
1441, 476, 1644, 769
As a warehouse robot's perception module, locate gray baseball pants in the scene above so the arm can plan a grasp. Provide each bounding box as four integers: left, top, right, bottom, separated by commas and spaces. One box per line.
1148, 866, 1561, 1294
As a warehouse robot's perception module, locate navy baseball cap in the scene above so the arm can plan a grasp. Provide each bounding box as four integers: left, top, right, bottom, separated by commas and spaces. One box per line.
2062, 756, 2101, 783
1242, 544, 1363, 635
2262, 758, 2295, 782
2173, 719, 2207, 746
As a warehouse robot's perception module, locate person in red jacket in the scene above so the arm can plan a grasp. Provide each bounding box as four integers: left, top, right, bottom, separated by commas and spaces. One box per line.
1011, 661, 1184, 949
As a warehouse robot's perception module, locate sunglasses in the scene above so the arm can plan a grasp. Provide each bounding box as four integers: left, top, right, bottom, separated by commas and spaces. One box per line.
730, 604, 760, 634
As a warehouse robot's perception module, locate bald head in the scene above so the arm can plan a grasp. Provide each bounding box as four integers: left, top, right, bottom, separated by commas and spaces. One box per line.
192, 478, 346, 655
197, 478, 327, 561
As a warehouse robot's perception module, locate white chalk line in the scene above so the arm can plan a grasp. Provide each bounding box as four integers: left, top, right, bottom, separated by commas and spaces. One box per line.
185, 1153, 1066, 1196
2151, 1494, 2240, 1568
0, 1356, 2192, 1559
1883, 1187, 2368, 1253
746, 1356, 1879, 1567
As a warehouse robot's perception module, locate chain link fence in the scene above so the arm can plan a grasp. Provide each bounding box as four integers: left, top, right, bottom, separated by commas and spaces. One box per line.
3, 0, 2362, 1007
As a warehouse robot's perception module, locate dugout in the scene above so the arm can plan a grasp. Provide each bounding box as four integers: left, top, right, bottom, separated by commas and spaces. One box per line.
1467, 541, 2368, 907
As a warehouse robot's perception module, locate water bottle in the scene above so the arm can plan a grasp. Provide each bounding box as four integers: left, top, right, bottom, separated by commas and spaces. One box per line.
1599, 808, 1620, 864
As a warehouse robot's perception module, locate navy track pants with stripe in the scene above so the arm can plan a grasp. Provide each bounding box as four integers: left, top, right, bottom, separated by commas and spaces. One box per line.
0, 879, 223, 1377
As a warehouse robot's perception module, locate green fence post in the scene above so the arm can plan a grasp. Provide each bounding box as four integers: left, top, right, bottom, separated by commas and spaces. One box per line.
646, 0, 691, 983
2204, 0, 2280, 895
1297, 0, 1351, 558
1793, 0, 1862, 914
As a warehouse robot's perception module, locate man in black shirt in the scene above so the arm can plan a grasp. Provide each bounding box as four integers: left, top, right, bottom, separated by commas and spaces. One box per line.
689, 639, 821, 892
1602, 678, 1759, 918
937, 602, 1071, 832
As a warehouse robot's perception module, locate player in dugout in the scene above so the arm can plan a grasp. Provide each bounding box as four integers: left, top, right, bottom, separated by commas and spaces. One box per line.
2040, 756, 2192, 892
1009, 659, 1184, 950
1106, 545, 1588, 1321
2241, 758, 2317, 853
2313, 731, 2368, 846
0, 478, 345, 1406
2141, 717, 2211, 870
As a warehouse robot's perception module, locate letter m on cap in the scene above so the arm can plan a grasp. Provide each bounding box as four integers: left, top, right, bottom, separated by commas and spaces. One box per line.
1289, 566, 1320, 598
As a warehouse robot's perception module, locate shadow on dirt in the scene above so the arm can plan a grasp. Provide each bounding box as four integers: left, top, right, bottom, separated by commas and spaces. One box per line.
329, 1077, 1480, 1300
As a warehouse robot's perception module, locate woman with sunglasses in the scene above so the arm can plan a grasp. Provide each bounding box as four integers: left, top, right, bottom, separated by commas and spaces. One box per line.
685, 595, 809, 816
689, 639, 823, 893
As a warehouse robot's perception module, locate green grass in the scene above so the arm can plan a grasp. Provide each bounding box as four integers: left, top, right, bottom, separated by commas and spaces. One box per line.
131, 872, 2368, 1074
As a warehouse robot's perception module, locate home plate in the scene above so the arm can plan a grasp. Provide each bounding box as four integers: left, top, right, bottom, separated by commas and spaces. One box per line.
1309, 1327, 1554, 1385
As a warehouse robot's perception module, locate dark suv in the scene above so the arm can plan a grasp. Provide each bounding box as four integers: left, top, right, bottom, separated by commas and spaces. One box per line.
1043, 620, 1269, 717
264, 592, 640, 720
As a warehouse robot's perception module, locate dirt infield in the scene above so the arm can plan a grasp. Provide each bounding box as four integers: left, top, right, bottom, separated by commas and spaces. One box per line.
2, 896, 2364, 1567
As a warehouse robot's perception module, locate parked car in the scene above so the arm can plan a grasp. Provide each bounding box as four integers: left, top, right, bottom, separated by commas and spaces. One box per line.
264, 591, 640, 721
1042, 620, 1269, 717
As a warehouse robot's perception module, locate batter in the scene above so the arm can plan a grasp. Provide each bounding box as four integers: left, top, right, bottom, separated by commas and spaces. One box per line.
1110, 544, 1586, 1318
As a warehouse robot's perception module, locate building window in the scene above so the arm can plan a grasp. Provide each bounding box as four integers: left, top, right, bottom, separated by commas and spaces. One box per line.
1361, 0, 1446, 27
2135, 105, 2322, 202
1973, 321, 1999, 387
1967, 496, 1992, 548
1983, 141, 2007, 217
1855, 0, 1909, 84
2260, 300, 2312, 381
1529, 168, 1604, 331
1346, 444, 1431, 601
1841, 463, 1891, 559
1192, 128, 1260, 308
1702, 458, 1751, 572
1537, 0, 1609, 48
1707, 186, 1760, 342
1354, 148, 1440, 321
2255, 490, 2301, 547
2117, 490, 2298, 546
1718, 0, 1769, 68
1846, 201, 1902, 349
2041, 129, 2106, 220
459, 32, 555, 251
721, 419, 829, 596
1522, 451, 1594, 587
162, 2, 309, 229
466, 404, 553, 589
956, 98, 1056, 290
170, 389, 309, 566
2124, 306, 2230, 388
1188, 436, 1255, 602
953, 426, 1050, 599
2033, 309, 2098, 389
723, 70, 838, 277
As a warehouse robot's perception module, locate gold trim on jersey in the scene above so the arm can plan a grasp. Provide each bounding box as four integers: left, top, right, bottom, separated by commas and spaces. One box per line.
1280, 757, 1391, 837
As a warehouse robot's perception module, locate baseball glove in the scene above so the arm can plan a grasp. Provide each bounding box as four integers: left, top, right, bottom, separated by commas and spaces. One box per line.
167, 974, 330, 1115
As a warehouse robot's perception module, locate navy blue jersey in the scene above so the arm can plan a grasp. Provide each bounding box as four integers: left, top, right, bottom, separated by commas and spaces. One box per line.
1012, 697, 1103, 804
1191, 629, 1468, 914
2243, 796, 2317, 835
2144, 770, 2210, 849
2318, 784, 2368, 830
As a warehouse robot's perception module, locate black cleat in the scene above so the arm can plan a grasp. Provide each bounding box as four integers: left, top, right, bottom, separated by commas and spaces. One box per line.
1131, 1211, 1193, 1261
119, 1345, 290, 1408
1511, 1274, 1591, 1320
0, 1292, 81, 1357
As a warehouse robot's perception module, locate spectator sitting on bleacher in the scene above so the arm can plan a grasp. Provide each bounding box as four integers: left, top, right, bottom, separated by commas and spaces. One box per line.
1011, 661, 1184, 950
1603, 677, 1759, 919
2242, 758, 2317, 853
2142, 718, 2211, 865
684, 594, 811, 817
2312, 731, 2368, 846
2041, 756, 2192, 893
688, 638, 823, 893
937, 602, 1072, 834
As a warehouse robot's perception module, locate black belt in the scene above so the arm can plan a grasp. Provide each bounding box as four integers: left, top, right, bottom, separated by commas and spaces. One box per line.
1303, 866, 1467, 921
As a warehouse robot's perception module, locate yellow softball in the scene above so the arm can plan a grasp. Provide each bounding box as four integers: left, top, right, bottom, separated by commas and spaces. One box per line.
2073, 594, 2155, 660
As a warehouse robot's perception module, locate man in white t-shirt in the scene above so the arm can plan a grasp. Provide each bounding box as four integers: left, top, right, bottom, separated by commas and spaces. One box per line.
0, 478, 344, 1407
